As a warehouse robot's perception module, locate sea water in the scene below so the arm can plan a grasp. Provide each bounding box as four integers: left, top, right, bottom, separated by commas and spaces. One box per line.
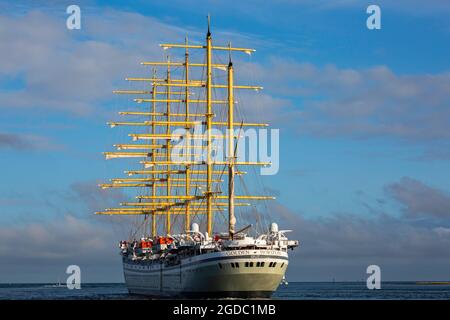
0, 282, 449, 300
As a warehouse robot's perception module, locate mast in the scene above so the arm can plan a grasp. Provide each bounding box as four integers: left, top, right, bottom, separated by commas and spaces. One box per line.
166, 55, 172, 235
98, 17, 276, 237
151, 68, 157, 237
206, 15, 213, 235
227, 46, 235, 239
184, 36, 191, 233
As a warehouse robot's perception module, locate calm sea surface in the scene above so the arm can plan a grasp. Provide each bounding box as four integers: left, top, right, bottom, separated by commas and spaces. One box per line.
0, 282, 449, 300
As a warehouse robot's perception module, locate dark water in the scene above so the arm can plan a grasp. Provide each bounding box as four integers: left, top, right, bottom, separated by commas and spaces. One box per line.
0, 282, 449, 300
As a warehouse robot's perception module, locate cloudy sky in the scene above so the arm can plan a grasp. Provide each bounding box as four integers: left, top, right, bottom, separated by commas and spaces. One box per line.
1, 0, 450, 283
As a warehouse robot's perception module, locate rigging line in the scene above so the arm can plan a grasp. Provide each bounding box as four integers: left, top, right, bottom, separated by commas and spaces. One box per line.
236, 55, 273, 225
130, 215, 152, 240
210, 69, 228, 233
121, 83, 146, 238
234, 93, 268, 234
192, 52, 207, 229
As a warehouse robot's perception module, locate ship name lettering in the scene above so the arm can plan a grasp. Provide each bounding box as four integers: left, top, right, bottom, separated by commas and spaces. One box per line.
223, 250, 282, 256
225, 250, 251, 256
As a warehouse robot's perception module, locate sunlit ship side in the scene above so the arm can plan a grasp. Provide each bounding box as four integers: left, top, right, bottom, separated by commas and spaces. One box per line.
121, 223, 298, 298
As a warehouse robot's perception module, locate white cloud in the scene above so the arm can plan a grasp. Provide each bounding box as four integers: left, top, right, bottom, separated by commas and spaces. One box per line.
249, 58, 450, 142
0, 215, 109, 258
0, 132, 62, 151
269, 198, 450, 281
385, 177, 450, 219
0, 10, 192, 115
433, 227, 450, 237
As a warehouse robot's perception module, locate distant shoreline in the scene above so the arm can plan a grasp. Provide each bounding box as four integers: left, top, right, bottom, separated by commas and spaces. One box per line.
415, 281, 450, 285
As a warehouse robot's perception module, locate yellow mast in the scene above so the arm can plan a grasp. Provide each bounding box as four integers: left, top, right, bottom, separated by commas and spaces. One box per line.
184, 36, 191, 233
166, 55, 172, 235
206, 15, 213, 235
151, 68, 157, 237
227, 46, 235, 239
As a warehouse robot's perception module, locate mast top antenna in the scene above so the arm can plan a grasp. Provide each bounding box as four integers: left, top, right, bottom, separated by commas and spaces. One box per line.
228, 42, 233, 66
207, 14, 211, 37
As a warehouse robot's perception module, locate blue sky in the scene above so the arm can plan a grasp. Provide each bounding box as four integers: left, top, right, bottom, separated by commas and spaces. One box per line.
1, 0, 450, 283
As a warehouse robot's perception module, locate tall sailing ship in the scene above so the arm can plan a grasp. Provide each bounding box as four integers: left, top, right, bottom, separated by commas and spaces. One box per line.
97, 17, 298, 298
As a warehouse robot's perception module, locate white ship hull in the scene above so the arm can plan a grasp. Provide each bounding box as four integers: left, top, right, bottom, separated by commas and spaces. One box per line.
123, 249, 289, 298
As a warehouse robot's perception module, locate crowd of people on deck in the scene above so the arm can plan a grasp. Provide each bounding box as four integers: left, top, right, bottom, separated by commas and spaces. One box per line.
119, 236, 176, 257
